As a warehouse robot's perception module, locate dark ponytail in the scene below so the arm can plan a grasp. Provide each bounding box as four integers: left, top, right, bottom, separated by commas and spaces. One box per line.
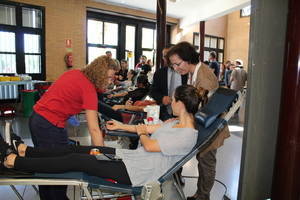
174, 85, 201, 115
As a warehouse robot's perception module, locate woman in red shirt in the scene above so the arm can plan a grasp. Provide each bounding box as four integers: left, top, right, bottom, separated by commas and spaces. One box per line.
29, 55, 118, 199
30, 55, 118, 147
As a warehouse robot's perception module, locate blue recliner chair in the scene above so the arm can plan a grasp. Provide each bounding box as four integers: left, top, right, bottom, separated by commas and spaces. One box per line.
0, 88, 244, 200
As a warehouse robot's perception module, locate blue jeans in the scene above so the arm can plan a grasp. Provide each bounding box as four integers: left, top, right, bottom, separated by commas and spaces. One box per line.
29, 111, 69, 200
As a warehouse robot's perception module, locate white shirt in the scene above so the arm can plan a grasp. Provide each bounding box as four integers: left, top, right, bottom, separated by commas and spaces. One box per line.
188, 62, 202, 86
168, 67, 182, 96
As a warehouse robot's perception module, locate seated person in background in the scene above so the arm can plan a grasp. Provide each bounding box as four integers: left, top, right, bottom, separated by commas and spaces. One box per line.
2, 85, 200, 187
119, 69, 138, 88
141, 64, 154, 83
117, 59, 129, 82
135, 55, 147, 70
107, 75, 150, 104
141, 64, 152, 75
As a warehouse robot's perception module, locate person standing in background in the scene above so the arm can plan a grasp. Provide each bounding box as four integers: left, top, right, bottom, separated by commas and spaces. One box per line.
219, 63, 225, 83
208, 51, 220, 78
224, 60, 233, 88
150, 46, 188, 121
230, 59, 247, 91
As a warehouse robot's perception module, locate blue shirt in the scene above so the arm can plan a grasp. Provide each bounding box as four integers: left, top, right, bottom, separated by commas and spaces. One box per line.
209, 61, 220, 78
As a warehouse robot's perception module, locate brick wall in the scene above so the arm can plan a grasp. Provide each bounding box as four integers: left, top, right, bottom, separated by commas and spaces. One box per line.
226, 11, 250, 70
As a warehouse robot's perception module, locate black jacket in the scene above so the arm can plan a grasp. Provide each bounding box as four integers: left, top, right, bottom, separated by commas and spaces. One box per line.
150, 67, 188, 104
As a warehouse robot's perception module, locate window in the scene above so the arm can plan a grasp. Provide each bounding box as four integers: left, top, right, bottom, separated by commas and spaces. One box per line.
87, 11, 170, 70
24, 34, 41, 73
0, 31, 16, 73
0, 2, 45, 80
193, 33, 225, 63
125, 25, 135, 69
0, 4, 16, 25
87, 19, 118, 63
142, 27, 156, 67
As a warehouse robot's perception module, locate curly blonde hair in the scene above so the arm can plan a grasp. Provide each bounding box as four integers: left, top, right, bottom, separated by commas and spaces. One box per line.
81, 55, 119, 89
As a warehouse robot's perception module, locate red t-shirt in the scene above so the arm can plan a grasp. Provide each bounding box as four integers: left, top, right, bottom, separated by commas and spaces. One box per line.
34, 70, 98, 128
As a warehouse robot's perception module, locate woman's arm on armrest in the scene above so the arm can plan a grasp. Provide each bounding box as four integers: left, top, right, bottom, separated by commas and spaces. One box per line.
106, 120, 137, 132
112, 104, 145, 112
137, 125, 161, 152
106, 120, 162, 134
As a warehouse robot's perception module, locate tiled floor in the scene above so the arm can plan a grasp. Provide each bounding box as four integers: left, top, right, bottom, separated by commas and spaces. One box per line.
0, 114, 243, 200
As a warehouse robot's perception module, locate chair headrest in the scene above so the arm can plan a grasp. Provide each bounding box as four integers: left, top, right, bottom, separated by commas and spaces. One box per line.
195, 111, 218, 128
195, 88, 237, 128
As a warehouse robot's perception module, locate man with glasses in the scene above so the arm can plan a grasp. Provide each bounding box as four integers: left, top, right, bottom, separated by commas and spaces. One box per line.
150, 46, 188, 121
166, 41, 230, 200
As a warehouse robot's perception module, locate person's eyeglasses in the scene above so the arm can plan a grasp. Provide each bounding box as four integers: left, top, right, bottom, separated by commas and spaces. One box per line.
171, 61, 183, 68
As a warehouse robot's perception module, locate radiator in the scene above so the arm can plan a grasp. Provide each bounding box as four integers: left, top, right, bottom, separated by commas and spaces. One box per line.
0, 81, 39, 100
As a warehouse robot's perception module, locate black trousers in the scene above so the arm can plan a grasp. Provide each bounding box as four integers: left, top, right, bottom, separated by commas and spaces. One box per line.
29, 111, 71, 200
14, 145, 131, 185
29, 111, 69, 148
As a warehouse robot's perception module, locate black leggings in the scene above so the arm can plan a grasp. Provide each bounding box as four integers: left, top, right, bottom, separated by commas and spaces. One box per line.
14, 145, 132, 185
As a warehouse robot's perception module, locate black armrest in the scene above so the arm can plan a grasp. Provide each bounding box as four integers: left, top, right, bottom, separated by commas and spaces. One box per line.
106, 130, 139, 138
118, 109, 146, 115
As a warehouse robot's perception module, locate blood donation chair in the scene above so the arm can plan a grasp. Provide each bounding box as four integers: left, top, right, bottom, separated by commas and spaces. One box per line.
0, 88, 245, 200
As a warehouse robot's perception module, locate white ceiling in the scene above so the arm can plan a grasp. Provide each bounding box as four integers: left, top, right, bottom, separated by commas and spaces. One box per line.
92, 0, 251, 28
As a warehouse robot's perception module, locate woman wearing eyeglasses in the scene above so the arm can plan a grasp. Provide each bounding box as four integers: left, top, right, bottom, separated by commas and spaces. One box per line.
166, 42, 218, 98
166, 41, 222, 200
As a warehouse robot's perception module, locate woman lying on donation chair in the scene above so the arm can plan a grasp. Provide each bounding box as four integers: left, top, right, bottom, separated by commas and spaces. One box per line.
1, 85, 200, 187
107, 74, 150, 104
